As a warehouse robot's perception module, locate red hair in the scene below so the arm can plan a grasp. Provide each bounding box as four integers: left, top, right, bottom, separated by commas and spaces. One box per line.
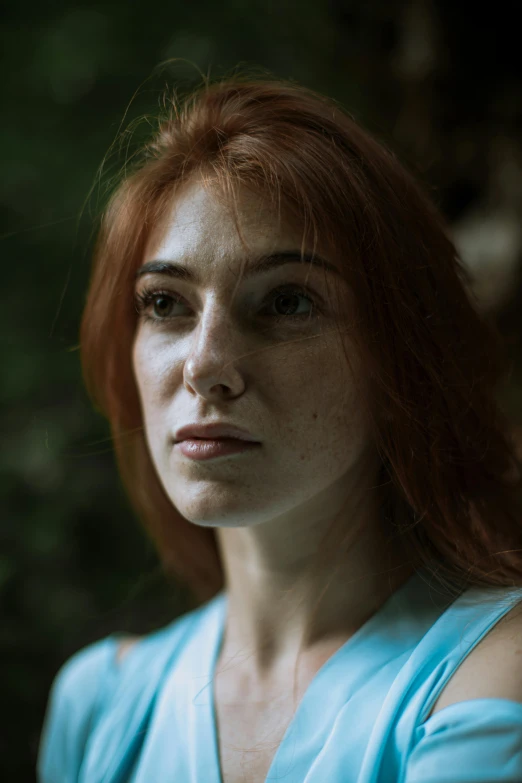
80, 74, 522, 605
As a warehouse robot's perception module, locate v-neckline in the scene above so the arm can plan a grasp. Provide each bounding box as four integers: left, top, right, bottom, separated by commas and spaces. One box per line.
190, 568, 426, 783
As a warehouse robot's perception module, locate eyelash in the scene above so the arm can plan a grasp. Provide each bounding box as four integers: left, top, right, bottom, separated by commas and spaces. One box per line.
133, 284, 321, 325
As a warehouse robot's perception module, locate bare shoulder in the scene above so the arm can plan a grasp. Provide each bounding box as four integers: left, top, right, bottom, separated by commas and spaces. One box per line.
115, 635, 142, 664
429, 598, 522, 718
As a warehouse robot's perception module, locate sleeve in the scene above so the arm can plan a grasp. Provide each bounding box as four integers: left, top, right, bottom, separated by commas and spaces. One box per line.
403, 698, 522, 783
36, 637, 117, 783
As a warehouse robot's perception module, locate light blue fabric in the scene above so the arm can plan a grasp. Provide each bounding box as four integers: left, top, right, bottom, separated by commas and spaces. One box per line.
37, 569, 522, 783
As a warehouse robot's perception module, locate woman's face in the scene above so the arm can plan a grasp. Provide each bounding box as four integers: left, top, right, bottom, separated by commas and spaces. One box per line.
132, 176, 379, 534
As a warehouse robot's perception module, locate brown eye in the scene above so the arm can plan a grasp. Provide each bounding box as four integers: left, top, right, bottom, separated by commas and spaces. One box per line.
262, 285, 318, 320
151, 295, 175, 318
134, 288, 186, 323
133, 283, 322, 326
273, 292, 307, 316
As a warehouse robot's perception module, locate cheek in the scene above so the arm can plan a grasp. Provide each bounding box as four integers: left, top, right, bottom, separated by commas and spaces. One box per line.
283, 331, 358, 411
132, 345, 154, 415
132, 335, 177, 402
274, 335, 363, 446
132, 339, 168, 444
131, 334, 146, 395
316, 345, 368, 457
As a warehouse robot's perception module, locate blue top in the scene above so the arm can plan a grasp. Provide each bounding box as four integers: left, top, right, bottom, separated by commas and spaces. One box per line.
37, 569, 522, 783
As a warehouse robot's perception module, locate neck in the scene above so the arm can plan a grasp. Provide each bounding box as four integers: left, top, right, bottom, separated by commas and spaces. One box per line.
215, 509, 415, 680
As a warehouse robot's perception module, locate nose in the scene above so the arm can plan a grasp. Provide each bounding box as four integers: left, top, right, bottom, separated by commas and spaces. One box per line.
182, 305, 247, 398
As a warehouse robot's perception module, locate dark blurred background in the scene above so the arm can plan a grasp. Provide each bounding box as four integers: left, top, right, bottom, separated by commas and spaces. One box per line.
2, 1, 522, 778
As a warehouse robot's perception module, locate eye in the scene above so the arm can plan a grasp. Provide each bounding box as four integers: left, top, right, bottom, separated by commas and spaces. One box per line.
261, 284, 318, 320
134, 288, 186, 322
133, 283, 321, 325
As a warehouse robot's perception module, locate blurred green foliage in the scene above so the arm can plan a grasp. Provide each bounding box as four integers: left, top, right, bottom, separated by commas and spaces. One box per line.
2, 1, 522, 779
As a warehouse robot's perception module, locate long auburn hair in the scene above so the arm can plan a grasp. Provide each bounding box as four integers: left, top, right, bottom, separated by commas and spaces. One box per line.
80, 72, 522, 606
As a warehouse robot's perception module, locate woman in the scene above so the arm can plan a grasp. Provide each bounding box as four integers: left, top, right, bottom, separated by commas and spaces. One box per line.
38, 74, 522, 783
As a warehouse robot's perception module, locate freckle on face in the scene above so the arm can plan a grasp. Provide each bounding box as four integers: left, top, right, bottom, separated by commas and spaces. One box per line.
132, 178, 376, 533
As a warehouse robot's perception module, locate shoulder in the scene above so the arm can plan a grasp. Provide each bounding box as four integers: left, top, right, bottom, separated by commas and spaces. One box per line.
429, 596, 522, 717
115, 635, 141, 663
37, 630, 169, 783
45, 636, 118, 726
37, 636, 118, 783
37, 602, 212, 783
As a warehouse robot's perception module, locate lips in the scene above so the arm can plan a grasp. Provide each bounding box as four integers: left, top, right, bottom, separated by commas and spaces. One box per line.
174, 422, 260, 443
176, 437, 261, 461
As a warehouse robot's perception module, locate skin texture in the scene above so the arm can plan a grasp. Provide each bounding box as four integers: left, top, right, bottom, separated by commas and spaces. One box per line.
132, 175, 414, 689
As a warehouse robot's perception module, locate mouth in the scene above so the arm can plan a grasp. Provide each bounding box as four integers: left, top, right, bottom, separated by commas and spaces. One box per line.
175, 437, 261, 460
174, 424, 260, 443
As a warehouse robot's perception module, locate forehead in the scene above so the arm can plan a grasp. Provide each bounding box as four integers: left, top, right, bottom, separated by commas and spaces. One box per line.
144, 177, 306, 266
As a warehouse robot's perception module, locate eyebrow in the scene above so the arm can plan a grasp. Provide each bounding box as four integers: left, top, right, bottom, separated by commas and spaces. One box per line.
134, 251, 342, 284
